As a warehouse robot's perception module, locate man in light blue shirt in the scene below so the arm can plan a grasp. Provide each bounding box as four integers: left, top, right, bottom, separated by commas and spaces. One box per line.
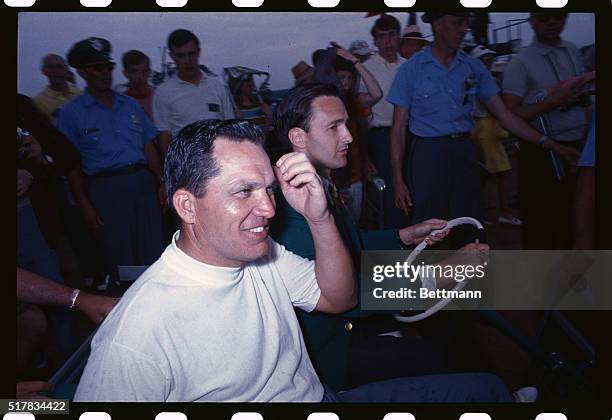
388, 13, 579, 244
58, 37, 164, 290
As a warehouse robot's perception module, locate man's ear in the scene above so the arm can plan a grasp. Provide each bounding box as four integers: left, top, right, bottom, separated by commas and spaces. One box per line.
287, 127, 307, 149
172, 188, 197, 225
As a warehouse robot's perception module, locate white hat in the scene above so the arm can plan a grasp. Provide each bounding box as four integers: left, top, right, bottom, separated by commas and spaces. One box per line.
349, 40, 376, 56
401, 24, 428, 42
470, 45, 496, 60
491, 60, 508, 73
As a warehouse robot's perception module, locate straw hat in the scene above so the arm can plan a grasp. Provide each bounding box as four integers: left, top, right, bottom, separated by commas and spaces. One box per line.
291, 60, 314, 85
401, 24, 428, 42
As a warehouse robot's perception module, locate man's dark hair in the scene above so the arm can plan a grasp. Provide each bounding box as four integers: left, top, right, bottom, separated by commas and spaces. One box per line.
164, 119, 265, 212
312, 49, 328, 67
371, 14, 401, 38
273, 83, 340, 147
167, 29, 200, 50
334, 57, 355, 73
122, 50, 150, 69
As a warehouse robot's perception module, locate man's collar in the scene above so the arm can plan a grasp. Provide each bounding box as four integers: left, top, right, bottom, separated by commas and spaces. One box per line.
532, 36, 569, 54
420, 45, 436, 63
421, 45, 466, 66
374, 52, 401, 65
125, 85, 153, 98
82, 89, 121, 106
174, 69, 205, 85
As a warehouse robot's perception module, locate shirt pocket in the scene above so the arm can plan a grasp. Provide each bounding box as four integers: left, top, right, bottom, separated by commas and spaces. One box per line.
412, 82, 442, 116
126, 116, 146, 146
126, 117, 145, 135
77, 127, 101, 150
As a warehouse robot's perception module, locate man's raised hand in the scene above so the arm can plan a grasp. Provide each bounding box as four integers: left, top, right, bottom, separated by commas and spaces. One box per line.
274, 152, 329, 224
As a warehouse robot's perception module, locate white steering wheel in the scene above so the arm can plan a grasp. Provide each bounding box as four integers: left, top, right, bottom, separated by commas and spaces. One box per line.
393, 217, 484, 323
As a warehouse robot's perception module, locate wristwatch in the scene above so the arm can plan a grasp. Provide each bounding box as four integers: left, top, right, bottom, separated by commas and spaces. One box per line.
68, 289, 81, 310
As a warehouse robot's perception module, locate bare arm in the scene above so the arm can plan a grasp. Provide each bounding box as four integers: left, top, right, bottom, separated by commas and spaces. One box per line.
18, 267, 75, 307
144, 140, 166, 208
67, 166, 103, 229
158, 131, 172, 161
486, 95, 580, 164
17, 268, 118, 324
332, 42, 382, 108
144, 140, 163, 181
502, 92, 559, 122
354, 62, 382, 108
389, 105, 412, 214
275, 152, 356, 313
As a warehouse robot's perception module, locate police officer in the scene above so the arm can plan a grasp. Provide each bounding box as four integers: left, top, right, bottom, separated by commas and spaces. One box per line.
387, 12, 580, 244
58, 37, 165, 289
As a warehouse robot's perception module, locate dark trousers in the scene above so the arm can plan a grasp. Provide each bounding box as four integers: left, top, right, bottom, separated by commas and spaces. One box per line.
322, 372, 513, 402
518, 140, 582, 250
408, 136, 482, 247
367, 127, 409, 229
345, 315, 449, 389
87, 169, 164, 281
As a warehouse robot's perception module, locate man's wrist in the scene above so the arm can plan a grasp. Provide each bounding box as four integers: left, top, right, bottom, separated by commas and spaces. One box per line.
397, 229, 411, 250
305, 211, 333, 228
537, 135, 549, 147
541, 138, 556, 151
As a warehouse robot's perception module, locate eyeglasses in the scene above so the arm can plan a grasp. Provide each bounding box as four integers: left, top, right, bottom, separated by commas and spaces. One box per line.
534, 13, 568, 23
86, 62, 116, 72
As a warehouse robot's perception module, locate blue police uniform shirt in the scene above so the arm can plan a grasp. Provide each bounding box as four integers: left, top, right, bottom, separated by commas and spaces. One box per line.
58, 92, 158, 175
387, 46, 500, 137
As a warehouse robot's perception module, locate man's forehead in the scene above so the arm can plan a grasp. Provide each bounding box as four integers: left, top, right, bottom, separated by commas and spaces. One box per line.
126, 62, 150, 70
213, 141, 273, 186
44, 55, 66, 66
442, 15, 471, 24
311, 96, 347, 120
171, 41, 199, 51
214, 139, 269, 167
375, 29, 399, 36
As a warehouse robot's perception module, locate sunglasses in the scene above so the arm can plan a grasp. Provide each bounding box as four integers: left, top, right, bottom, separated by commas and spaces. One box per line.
86, 62, 116, 72
534, 13, 568, 23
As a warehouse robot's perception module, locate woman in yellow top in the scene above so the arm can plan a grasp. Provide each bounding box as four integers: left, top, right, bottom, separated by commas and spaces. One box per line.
470, 46, 522, 226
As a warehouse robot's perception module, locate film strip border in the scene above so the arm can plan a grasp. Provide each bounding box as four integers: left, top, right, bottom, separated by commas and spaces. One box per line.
0, 0, 578, 8
1, 0, 606, 9
5, 0, 611, 419
3, 405, 612, 419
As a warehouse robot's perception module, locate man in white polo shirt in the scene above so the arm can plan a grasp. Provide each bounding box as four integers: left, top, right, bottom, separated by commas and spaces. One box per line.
358, 14, 407, 229
153, 29, 235, 159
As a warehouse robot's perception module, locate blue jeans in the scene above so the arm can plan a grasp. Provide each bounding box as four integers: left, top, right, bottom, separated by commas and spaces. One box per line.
322, 373, 513, 402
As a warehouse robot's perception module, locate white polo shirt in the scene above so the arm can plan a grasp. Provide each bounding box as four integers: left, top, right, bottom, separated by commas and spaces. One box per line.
153, 70, 236, 137
358, 53, 406, 128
